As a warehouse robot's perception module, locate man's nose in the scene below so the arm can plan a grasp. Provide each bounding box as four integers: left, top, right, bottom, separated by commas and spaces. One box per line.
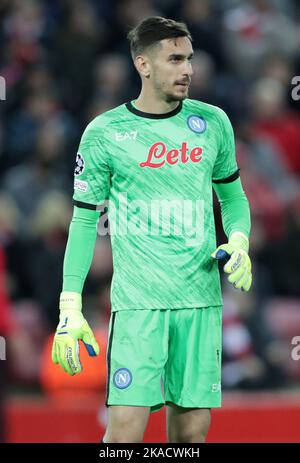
183, 61, 193, 77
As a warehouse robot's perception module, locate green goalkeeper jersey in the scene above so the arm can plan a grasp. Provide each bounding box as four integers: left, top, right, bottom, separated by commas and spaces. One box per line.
73, 99, 239, 311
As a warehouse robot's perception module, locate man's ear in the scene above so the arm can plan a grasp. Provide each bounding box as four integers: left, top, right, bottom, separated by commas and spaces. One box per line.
134, 55, 151, 78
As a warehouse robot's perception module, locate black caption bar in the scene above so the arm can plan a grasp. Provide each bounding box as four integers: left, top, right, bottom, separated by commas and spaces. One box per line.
0, 443, 298, 462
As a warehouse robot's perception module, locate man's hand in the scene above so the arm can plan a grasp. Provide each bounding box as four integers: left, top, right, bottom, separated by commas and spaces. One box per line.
211, 232, 252, 292
51, 292, 100, 375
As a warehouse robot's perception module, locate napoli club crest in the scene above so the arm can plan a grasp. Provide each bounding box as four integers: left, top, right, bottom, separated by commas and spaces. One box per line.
187, 115, 207, 134
113, 368, 133, 389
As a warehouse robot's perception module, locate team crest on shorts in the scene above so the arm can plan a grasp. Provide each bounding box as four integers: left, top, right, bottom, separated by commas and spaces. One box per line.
187, 115, 207, 134
74, 153, 85, 176
113, 368, 133, 389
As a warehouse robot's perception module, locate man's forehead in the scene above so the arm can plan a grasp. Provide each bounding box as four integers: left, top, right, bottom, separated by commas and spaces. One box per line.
159, 36, 193, 55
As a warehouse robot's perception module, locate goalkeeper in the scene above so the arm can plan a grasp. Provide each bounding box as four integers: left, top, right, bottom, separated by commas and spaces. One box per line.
52, 16, 252, 443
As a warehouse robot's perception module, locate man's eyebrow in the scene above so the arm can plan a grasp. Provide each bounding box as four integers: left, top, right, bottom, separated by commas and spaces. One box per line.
168, 52, 194, 59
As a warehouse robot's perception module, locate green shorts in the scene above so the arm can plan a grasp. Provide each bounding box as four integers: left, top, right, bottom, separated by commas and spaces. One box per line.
105, 306, 222, 412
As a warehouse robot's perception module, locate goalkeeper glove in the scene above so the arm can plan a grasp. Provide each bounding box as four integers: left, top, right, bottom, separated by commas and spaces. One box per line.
51, 291, 100, 375
211, 231, 252, 292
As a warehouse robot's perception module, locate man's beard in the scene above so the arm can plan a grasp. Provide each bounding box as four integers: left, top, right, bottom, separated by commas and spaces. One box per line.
163, 81, 190, 103
153, 76, 189, 102
165, 90, 189, 103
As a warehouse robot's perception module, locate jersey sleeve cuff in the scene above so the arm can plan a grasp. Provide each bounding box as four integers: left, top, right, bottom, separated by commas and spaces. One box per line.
212, 168, 240, 184
73, 199, 98, 210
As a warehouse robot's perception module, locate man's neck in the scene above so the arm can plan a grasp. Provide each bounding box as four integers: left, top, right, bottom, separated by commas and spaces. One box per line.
134, 90, 180, 114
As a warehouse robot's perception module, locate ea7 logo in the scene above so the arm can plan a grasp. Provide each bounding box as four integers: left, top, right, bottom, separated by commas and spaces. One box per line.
115, 131, 137, 141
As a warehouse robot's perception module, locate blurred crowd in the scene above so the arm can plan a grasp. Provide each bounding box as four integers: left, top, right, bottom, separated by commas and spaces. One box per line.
0, 0, 300, 421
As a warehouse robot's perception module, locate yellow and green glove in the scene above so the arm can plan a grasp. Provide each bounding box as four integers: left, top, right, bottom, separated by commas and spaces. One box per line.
211, 231, 252, 292
51, 291, 100, 375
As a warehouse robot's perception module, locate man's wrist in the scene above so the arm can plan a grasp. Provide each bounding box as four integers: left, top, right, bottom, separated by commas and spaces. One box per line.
228, 231, 249, 253
59, 291, 82, 311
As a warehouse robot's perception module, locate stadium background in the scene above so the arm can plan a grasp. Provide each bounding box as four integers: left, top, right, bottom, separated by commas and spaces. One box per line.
0, 0, 300, 442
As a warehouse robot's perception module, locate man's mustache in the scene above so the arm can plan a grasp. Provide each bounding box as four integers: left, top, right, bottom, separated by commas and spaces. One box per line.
175, 79, 191, 85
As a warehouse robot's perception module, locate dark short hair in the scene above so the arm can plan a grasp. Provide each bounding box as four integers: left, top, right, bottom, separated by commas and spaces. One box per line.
127, 16, 192, 59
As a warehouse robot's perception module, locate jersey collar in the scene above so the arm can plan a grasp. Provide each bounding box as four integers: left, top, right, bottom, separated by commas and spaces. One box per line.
125, 101, 183, 119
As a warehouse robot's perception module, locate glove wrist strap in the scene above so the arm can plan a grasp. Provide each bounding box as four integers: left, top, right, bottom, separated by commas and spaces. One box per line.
229, 231, 249, 253
59, 291, 82, 311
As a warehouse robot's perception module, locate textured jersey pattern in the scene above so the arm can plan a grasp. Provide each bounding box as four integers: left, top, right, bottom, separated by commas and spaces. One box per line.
73, 99, 238, 310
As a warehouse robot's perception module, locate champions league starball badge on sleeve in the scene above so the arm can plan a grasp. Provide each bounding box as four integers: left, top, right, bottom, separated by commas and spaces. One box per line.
74, 153, 85, 176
